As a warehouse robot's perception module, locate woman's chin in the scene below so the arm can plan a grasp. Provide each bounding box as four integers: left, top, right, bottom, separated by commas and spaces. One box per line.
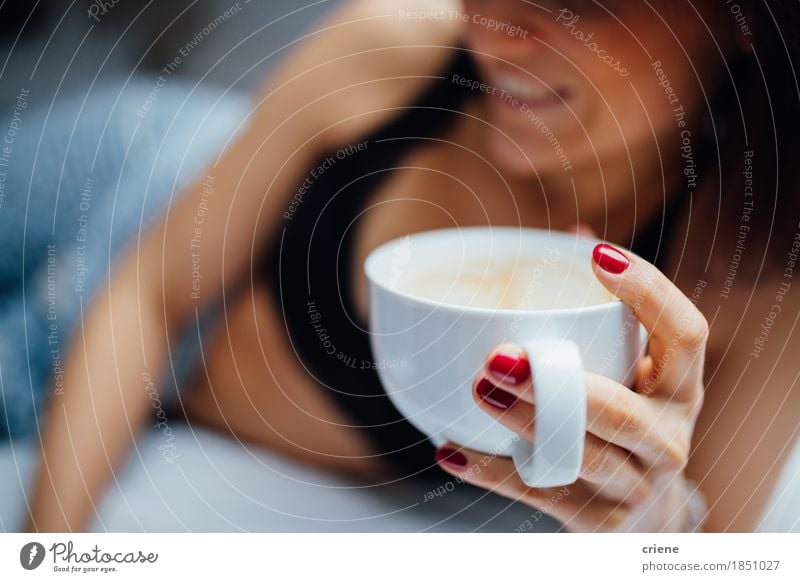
485, 134, 573, 178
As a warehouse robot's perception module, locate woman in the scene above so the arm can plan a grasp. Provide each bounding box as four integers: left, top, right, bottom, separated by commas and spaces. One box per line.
26, 0, 800, 532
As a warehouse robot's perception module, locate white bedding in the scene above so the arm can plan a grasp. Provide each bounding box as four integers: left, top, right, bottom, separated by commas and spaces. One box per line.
4, 423, 797, 532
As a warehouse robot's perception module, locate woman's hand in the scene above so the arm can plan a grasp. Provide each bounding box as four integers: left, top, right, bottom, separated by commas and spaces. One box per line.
433, 241, 708, 532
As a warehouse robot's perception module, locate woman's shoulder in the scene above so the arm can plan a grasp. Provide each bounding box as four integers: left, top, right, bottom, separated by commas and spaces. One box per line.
253, 0, 466, 152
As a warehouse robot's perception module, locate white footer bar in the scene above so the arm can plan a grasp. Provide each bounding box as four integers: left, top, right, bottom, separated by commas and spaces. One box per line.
1, 533, 798, 581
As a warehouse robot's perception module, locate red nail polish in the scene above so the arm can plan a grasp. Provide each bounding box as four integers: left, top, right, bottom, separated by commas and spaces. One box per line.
593, 243, 630, 274
476, 378, 518, 410
434, 447, 468, 469
488, 352, 531, 385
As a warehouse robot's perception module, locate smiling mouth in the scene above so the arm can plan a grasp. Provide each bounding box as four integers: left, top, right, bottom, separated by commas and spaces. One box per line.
489, 71, 571, 108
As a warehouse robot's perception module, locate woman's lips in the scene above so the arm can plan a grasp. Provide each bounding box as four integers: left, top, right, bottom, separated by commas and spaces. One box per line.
487, 71, 570, 109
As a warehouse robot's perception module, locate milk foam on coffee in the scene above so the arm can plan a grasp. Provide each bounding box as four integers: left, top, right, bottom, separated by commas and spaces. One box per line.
395, 250, 615, 310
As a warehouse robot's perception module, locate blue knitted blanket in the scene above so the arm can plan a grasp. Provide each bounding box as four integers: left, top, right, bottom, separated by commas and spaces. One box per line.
0, 78, 249, 437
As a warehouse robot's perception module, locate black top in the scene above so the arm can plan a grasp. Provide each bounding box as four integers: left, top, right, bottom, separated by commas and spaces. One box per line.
262, 49, 692, 478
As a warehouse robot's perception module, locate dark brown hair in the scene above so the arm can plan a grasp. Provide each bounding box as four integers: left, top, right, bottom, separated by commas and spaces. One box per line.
702, 0, 800, 281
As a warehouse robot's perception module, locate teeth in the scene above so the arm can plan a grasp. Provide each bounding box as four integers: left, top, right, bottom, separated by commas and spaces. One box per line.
495, 73, 555, 102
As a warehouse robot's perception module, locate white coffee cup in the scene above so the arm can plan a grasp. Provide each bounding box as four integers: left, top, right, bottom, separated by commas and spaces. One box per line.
365, 227, 646, 487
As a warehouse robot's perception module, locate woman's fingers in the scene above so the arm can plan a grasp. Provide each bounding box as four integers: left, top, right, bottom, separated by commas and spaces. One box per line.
583, 371, 690, 471
434, 444, 630, 532
580, 433, 651, 503
484, 344, 534, 402
591, 243, 708, 401
473, 371, 689, 470
472, 377, 652, 501
473, 376, 534, 440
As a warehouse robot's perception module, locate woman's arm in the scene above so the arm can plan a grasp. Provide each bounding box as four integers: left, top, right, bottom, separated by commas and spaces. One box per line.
25, 0, 464, 531
25, 260, 171, 531
687, 288, 800, 532
24, 89, 331, 532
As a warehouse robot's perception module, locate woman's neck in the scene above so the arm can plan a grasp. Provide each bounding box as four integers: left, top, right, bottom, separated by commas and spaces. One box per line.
501, 135, 687, 247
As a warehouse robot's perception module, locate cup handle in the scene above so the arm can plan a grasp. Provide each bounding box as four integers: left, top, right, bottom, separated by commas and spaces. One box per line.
511, 339, 586, 487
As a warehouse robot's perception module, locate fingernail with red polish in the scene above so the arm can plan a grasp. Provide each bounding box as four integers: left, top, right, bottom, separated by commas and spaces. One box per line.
434, 447, 468, 469
593, 243, 631, 274
476, 378, 518, 410
488, 351, 531, 386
